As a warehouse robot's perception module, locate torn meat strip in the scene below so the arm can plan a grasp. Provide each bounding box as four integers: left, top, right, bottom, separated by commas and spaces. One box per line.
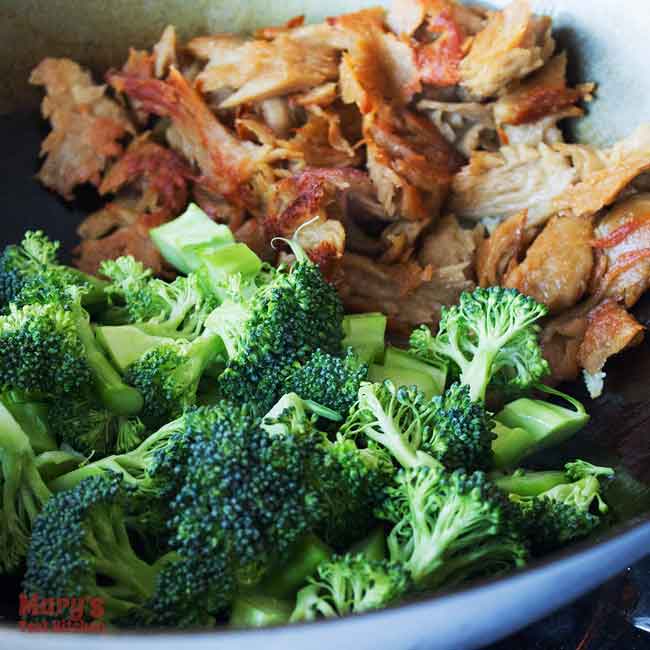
108, 67, 269, 199
459, 0, 555, 99
504, 213, 594, 313
29, 58, 134, 199
418, 213, 481, 273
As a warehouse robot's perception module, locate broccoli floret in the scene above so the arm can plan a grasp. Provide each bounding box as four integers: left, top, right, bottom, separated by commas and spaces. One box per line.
509, 461, 614, 556
48, 393, 145, 457
125, 329, 222, 421
378, 466, 527, 588
0, 401, 52, 572
290, 554, 408, 621
0, 302, 92, 396
282, 348, 368, 419
213, 236, 344, 410
410, 287, 549, 402
22, 474, 162, 624
341, 381, 441, 470
100, 256, 216, 339
421, 383, 495, 471
0, 230, 105, 310
165, 403, 325, 588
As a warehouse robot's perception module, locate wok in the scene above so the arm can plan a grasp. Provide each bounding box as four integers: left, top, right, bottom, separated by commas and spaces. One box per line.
1, 1, 649, 648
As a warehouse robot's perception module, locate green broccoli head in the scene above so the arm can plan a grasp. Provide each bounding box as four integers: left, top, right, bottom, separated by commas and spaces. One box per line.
379, 466, 527, 588
422, 383, 496, 472
511, 462, 614, 556
0, 230, 105, 309
283, 348, 368, 420
341, 381, 441, 470
125, 331, 221, 421
100, 256, 217, 339
410, 287, 549, 402
22, 474, 159, 624
0, 302, 92, 396
48, 393, 145, 457
291, 553, 409, 622
166, 402, 325, 588
215, 239, 344, 410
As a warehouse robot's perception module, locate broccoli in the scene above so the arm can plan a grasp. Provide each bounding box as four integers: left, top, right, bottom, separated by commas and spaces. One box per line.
22, 474, 165, 624
230, 594, 293, 628
0, 401, 52, 572
99, 256, 217, 339
410, 287, 549, 402
342, 381, 495, 472
342, 313, 387, 364
124, 327, 223, 422
505, 461, 614, 555
211, 234, 344, 410
378, 466, 527, 588
0, 230, 105, 310
290, 554, 409, 621
48, 393, 145, 457
163, 403, 325, 589
282, 348, 368, 419
2, 390, 56, 454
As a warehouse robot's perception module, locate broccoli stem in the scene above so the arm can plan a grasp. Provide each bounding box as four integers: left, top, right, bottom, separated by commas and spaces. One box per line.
462, 348, 497, 403
34, 449, 84, 483
257, 534, 333, 599
493, 470, 569, 497
229, 595, 292, 628
342, 313, 387, 364
383, 347, 447, 397
2, 392, 56, 454
72, 304, 143, 416
368, 364, 438, 401
492, 387, 589, 469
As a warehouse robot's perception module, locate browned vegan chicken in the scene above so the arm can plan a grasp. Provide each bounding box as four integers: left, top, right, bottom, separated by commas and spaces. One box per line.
30, 0, 650, 396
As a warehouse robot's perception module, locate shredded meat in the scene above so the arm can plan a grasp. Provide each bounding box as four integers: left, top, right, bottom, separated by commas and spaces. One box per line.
476, 210, 529, 287
108, 67, 269, 200
459, 0, 554, 99
551, 125, 650, 219
504, 213, 594, 313
194, 34, 339, 107
418, 214, 479, 273
29, 58, 134, 199
381, 218, 432, 263
541, 307, 590, 384
590, 193, 650, 308
450, 143, 577, 225
366, 107, 464, 221
577, 300, 645, 376
99, 133, 192, 214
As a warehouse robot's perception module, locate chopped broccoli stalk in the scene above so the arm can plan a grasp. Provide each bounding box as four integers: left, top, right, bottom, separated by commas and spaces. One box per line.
410, 287, 549, 402
379, 466, 527, 588
23, 475, 161, 624
368, 364, 438, 400
0, 402, 52, 572
494, 469, 569, 497
348, 526, 387, 561
342, 313, 387, 364
0, 230, 106, 310
96, 325, 176, 373
493, 386, 589, 468
197, 243, 262, 295
230, 595, 292, 628
34, 449, 85, 483
149, 203, 235, 274
257, 534, 333, 600
290, 553, 409, 621
71, 298, 143, 416
2, 391, 56, 454
384, 346, 447, 397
